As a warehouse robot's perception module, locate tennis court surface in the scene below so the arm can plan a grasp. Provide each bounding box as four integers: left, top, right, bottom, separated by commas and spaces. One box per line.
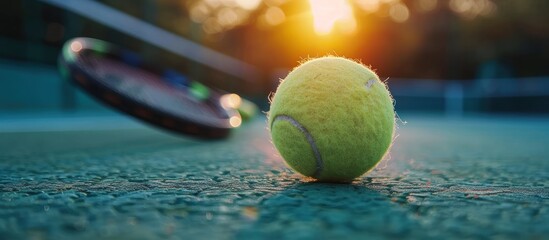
1, 113, 547, 239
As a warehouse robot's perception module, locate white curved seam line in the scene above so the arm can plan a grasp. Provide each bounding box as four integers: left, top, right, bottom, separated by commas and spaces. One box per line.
272, 115, 323, 177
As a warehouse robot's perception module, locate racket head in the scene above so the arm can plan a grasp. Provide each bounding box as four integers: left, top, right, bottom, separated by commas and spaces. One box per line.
58, 37, 241, 139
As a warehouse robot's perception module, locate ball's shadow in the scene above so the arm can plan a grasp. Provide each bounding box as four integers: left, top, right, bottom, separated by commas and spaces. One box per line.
235, 181, 420, 238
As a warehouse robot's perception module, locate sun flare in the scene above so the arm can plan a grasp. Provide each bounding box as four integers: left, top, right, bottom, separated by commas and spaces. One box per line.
308, 0, 357, 35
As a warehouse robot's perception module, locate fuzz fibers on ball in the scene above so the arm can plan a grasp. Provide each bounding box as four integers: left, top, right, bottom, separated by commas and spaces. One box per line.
268, 56, 395, 182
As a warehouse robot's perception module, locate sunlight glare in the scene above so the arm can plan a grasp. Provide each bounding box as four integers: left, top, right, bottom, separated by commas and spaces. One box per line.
229, 116, 242, 127
220, 93, 242, 109
264, 7, 286, 26
356, 0, 380, 13
70, 41, 83, 52
235, 0, 262, 10
389, 3, 410, 23
309, 0, 356, 35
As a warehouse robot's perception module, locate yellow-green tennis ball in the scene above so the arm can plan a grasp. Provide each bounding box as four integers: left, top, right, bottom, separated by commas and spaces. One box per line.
268, 56, 395, 182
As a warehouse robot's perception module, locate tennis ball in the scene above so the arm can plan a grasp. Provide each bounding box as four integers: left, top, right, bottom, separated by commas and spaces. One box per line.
268, 56, 395, 182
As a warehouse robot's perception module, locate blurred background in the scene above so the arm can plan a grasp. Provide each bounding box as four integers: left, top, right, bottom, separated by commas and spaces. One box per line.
1, 0, 548, 116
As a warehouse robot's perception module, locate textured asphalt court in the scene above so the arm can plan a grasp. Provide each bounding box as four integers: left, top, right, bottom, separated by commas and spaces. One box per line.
0, 113, 548, 239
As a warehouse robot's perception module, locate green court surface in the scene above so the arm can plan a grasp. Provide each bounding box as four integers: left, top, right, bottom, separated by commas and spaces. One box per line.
0, 113, 548, 239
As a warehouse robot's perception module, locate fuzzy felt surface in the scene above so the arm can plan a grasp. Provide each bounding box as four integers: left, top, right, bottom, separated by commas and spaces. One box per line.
268, 57, 395, 182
